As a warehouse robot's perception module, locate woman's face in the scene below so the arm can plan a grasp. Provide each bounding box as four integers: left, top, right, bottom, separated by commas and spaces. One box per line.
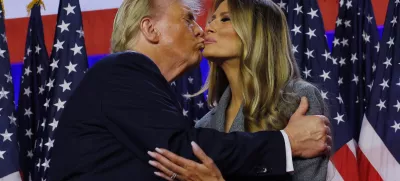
202, 0, 242, 62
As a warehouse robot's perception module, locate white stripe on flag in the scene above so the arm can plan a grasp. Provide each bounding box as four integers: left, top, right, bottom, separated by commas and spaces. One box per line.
327, 160, 344, 181
0, 172, 22, 181
359, 114, 400, 180
347, 139, 358, 158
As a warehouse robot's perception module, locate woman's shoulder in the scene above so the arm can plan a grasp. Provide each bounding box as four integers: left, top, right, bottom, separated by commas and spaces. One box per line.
287, 79, 320, 94
283, 79, 327, 116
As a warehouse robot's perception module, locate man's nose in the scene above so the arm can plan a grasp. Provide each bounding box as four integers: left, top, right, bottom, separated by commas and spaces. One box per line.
193, 22, 205, 37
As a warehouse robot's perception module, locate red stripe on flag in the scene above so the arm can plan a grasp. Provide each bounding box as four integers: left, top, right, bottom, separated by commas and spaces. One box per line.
331, 144, 360, 181
357, 147, 383, 181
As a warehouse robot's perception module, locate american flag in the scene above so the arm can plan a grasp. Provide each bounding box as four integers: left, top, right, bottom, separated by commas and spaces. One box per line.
329, 0, 380, 180
274, 0, 348, 180
358, 0, 400, 180
33, 0, 88, 180
16, 4, 49, 181
170, 68, 209, 124
331, 0, 379, 141
0, 4, 22, 181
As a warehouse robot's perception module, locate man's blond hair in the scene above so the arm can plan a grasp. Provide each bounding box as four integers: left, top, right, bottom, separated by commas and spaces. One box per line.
111, 0, 202, 53
111, 0, 152, 53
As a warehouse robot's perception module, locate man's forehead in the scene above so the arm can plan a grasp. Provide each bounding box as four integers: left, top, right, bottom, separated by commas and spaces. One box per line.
161, 0, 201, 15
181, 0, 201, 14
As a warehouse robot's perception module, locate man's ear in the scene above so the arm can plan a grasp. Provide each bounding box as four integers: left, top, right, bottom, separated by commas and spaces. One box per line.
140, 17, 160, 43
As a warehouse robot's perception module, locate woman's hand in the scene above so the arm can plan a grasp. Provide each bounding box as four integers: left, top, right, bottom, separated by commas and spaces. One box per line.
147, 141, 225, 181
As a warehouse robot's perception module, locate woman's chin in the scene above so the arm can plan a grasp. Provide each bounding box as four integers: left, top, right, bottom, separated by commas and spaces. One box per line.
202, 47, 218, 59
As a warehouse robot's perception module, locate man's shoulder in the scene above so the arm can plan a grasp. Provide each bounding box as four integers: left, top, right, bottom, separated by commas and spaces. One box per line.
93, 51, 155, 69
88, 51, 163, 81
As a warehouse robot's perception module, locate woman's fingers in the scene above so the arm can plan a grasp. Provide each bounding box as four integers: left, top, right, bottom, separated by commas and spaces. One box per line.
148, 151, 187, 176
154, 147, 199, 169
148, 159, 177, 180
154, 171, 174, 181
191, 142, 223, 176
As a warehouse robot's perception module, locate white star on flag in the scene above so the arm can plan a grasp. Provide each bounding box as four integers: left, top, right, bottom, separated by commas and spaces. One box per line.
35, 44, 41, 54
41, 158, 51, 171
379, 79, 390, 90
64, 3, 76, 15
291, 24, 302, 36
70, 43, 83, 55
197, 101, 204, 109
334, 113, 345, 125
5, 72, 12, 83
57, 20, 70, 33
59, 80, 72, 92
337, 94, 344, 104
50, 59, 59, 71
303, 67, 312, 79
320, 70, 331, 81
24, 87, 32, 97
336, 18, 343, 26
24, 108, 33, 117
37, 65, 44, 74
54, 99, 67, 111
294, 3, 303, 15
391, 121, 400, 133
65, 62, 78, 74
183, 109, 189, 117
25, 129, 33, 139
394, 100, 400, 112
305, 48, 314, 59
277, 0, 286, 9
0, 48, 6, 58
320, 90, 328, 100
49, 119, 59, 131
24, 66, 32, 76
391, 16, 397, 27
0, 87, 10, 99
54, 39, 65, 52
45, 138, 55, 151
307, 8, 319, 19
367, 15, 373, 24
76, 27, 84, 38
306, 28, 317, 39
346, 0, 353, 9
376, 99, 387, 111
387, 37, 395, 48
383, 57, 392, 68
1, 129, 13, 142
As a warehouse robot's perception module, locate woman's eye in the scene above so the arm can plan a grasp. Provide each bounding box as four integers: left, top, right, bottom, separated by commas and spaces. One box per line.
221, 17, 230, 22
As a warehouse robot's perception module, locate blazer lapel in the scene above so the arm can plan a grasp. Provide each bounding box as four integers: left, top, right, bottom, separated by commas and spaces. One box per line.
210, 87, 231, 132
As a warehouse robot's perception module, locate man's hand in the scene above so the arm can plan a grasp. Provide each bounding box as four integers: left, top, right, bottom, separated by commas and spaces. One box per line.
284, 97, 332, 158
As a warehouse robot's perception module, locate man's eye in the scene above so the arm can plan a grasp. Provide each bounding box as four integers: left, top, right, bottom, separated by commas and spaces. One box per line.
185, 19, 192, 23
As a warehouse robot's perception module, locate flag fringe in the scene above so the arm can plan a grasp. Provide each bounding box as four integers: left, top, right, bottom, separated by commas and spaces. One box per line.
27, 0, 45, 14
0, 0, 4, 16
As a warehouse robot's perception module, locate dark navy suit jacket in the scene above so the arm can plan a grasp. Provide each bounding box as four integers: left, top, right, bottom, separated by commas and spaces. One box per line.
48, 52, 288, 181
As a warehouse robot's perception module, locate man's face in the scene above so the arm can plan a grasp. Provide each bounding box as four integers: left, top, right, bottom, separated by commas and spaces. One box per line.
155, 0, 205, 70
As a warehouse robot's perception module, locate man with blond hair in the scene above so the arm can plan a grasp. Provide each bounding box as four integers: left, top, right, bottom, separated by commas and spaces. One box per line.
49, 0, 331, 180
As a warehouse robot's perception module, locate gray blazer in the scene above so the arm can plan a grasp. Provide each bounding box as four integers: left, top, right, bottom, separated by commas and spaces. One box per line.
195, 80, 329, 181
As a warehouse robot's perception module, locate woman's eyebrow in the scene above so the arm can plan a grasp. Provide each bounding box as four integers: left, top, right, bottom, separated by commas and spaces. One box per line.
210, 11, 229, 21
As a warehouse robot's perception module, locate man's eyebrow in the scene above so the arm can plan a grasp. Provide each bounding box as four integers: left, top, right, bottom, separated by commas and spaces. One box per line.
188, 12, 195, 19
